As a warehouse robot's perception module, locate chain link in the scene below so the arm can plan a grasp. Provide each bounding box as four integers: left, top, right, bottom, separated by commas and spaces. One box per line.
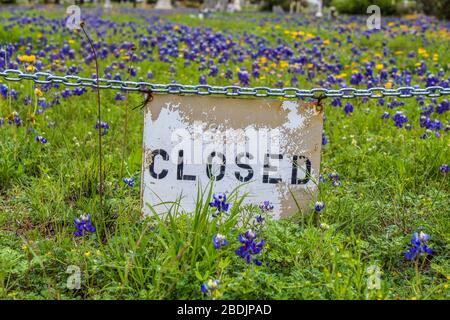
1, 69, 449, 99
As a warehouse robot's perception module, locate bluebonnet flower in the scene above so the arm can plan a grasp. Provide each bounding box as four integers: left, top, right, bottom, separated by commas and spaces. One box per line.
322, 131, 327, 145
201, 279, 220, 298
257, 200, 273, 223
199, 75, 207, 85
35, 135, 47, 144
344, 102, 353, 115
331, 97, 341, 107
94, 121, 109, 136
74, 213, 96, 237
314, 201, 325, 212
115, 92, 125, 101
212, 234, 228, 249
381, 112, 390, 119
392, 111, 408, 128
237, 69, 249, 86
328, 172, 340, 186
0, 117, 4, 125
259, 200, 274, 212
235, 230, 264, 266
123, 177, 135, 187
404, 232, 433, 260
439, 164, 449, 173
209, 193, 229, 213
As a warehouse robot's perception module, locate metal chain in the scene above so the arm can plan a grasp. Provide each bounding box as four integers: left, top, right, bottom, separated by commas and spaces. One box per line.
1, 69, 449, 99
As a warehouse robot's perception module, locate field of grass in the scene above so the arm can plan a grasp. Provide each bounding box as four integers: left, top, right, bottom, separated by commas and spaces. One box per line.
0, 6, 449, 299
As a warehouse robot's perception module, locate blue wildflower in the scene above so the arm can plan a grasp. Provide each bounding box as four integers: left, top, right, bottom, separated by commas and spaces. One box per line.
404, 232, 433, 260
95, 121, 109, 136
209, 193, 229, 214
392, 111, 408, 128
235, 230, 264, 266
35, 135, 47, 144
322, 131, 327, 145
212, 234, 228, 249
259, 200, 274, 213
343, 102, 353, 115
74, 213, 96, 237
201, 279, 219, 298
381, 112, 390, 119
439, 164, 449, 174
314, 201, 325, 212
123, 177, 135, 187
115, 92, 125, 101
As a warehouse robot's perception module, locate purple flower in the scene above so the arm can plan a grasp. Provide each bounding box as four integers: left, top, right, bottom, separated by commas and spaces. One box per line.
322, 131, 327, 145
209, 193, 229, 214
259, 200, 274, 213
381, 112, 390, 119
35, 135, 47, 144
343, 103, 353, 115
314, 201, 325, 212
94, 121, 109, 136
212, 234, 228, 249
115, 92, 125, 101
237, 69, 249, 86
74, 213, 96, 237
235, 230, 264, 266
123, 177, 135, 187
392, 111, 408, 128
439, 164, 449, 173
201, 279, 219, 296
404, 232, 433, 260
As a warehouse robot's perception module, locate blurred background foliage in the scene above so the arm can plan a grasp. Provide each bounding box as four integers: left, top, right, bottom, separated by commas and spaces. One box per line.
0, 1, 448, 21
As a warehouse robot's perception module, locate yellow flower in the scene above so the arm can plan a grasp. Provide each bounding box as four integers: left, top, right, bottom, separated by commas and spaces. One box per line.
34, 88, 43, 97
375, 64, 384, 71
322, 39, 330, 45
385, 82, 393, 89
418, 48, 427, 56
279, 60, 288, 69
68, 39, 75, 45
22, 244, 28, 252
84, 251, 91, 257
26, 65, 36, 72
18, 55, 36, 63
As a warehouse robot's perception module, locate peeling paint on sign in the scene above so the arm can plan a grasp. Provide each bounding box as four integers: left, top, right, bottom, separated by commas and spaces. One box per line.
141, 94, 324, 219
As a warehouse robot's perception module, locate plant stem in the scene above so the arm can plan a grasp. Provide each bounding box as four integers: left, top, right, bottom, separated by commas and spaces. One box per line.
81, 23, 104, 212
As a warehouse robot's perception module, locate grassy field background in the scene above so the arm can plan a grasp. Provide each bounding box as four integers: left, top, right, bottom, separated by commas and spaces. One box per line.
0, 6, 449, 299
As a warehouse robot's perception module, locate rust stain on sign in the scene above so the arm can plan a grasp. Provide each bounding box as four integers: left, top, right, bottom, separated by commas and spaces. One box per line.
141, 94, 324, 219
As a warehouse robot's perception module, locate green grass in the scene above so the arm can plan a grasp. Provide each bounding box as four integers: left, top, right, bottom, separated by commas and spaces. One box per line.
0, 8, 449, 300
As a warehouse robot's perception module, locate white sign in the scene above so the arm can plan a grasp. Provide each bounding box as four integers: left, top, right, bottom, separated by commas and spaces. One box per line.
141, 95, 324, 219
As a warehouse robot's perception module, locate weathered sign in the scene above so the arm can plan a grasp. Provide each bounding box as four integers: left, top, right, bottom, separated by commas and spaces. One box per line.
141, 94, 323, 219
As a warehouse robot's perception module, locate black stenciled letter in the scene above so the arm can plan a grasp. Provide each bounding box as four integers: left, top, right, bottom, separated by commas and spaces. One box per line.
235, 152, 254, 182
291, 155, 312, 185
263, 153, 282, 184
177, 150, 196, 181
149, 149, 169, 179
206, 152, 226, 181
